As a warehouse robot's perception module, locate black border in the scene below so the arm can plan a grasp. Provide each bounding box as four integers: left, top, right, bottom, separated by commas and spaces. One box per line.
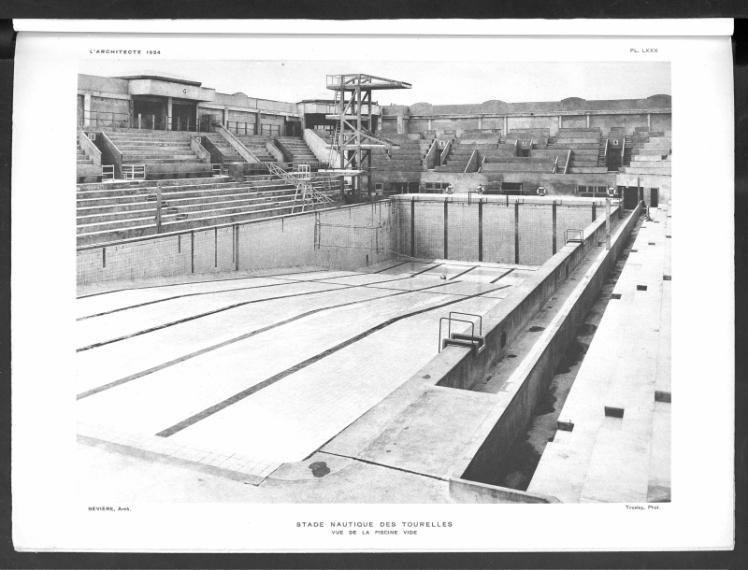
0, 1, 747, 20
0, 6, 745, 569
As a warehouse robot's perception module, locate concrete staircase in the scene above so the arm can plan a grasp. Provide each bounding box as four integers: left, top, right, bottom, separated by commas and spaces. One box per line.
202, 132, 245, 163
434, 141, 475, 172
76, 174, 341, 246
236, 135, 278, 162
275, 136, 318, 165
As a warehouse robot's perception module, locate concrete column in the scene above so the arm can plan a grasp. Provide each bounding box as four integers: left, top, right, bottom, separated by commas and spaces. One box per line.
478, 201, 484, 261
647, 113, 652, 129
503, 116, 508, 135
195, 105, 200, 132
166, 97, 173, 131
478, 116, 483, 129
410, 198, 416, 258
552, 201, 557, 254
255, 112, 261, 136
83, 93, 92, 127
514, 201, 520, 264
427, 118, 432, 131
397, 114, 404, 135
222, 107, 228, 126
443, 199, 449, 259
586, 114, 590, 128
558, 115, 563, 129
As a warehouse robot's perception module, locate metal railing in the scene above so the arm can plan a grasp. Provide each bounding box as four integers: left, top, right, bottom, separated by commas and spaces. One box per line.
122, 164, 146, 180
565, 228, 584, 243
438, 311, 484, 353
101, 165, 115, 181
88, 111, 131, 129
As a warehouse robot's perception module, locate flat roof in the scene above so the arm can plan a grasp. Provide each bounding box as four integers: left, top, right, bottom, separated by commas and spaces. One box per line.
116, 74, 204, 87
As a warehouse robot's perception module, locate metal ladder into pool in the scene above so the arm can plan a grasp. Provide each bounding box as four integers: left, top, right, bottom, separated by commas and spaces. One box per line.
438, 311, 486, 354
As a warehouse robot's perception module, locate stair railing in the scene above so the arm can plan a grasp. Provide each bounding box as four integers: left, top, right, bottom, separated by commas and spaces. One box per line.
215, 124, 260, 164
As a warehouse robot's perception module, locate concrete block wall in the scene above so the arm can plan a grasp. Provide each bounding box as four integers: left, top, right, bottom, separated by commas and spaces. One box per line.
77, 201, 393, 285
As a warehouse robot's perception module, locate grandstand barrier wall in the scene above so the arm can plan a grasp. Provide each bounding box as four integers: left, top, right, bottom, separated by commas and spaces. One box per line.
76, 201, 393, 285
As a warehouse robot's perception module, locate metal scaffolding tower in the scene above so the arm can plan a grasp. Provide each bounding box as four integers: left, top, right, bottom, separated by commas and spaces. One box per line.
325, 73, 412, 199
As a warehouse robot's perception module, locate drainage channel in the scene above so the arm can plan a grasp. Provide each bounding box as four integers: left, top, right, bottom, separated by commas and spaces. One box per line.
490, 218, 644, 491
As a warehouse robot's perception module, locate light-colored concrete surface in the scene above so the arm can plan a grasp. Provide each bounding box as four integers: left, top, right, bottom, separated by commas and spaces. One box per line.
527, 205, 671, 503
77, 262, 521, 471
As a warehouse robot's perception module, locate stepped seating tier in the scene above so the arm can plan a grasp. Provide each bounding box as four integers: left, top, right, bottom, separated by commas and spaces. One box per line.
101, 128, 212, 179
77, 174, 342, 245
370, 140, 425, 172
481, 155, 556, 173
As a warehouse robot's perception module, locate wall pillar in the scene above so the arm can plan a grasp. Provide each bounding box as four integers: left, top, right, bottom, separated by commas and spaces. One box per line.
477, 116, 483, 129
586, 113, 590, 128
397, 114, 405, 135
222, 107, 228, 127
255, 112, 261, 136
503, 115, 508, 135
647, 113, 652, 129
166, 97, 173, 131
83, 93, 92, 127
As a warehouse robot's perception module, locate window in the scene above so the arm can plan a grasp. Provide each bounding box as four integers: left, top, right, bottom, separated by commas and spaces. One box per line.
576, 185, 610, 197
261, 123, 281, 136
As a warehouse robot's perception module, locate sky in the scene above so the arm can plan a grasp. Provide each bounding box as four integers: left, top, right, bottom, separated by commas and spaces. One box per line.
79, 60, 671, 106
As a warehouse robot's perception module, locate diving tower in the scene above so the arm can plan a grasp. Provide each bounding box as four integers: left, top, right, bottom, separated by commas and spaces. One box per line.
326, 73, 412, 199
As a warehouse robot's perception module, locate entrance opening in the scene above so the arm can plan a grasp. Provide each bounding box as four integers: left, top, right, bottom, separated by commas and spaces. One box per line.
172, 100, 198, 132
133, 97, 167, 130
650, 188, 659, 208
622, 186, 639, 209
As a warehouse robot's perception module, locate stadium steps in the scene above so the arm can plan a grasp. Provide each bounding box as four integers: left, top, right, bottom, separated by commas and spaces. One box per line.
275, 136, 318, 165
76, 175, 341, 245
235, 135, 278, 162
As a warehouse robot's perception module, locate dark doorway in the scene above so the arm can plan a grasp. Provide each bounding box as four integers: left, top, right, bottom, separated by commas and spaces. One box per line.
172, 101, 197, 131
133, 97, 167, 130
650, 188, 659, 208
501, 182, 524, 195
285, 120, 302, 137
622, 186, 639, 209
